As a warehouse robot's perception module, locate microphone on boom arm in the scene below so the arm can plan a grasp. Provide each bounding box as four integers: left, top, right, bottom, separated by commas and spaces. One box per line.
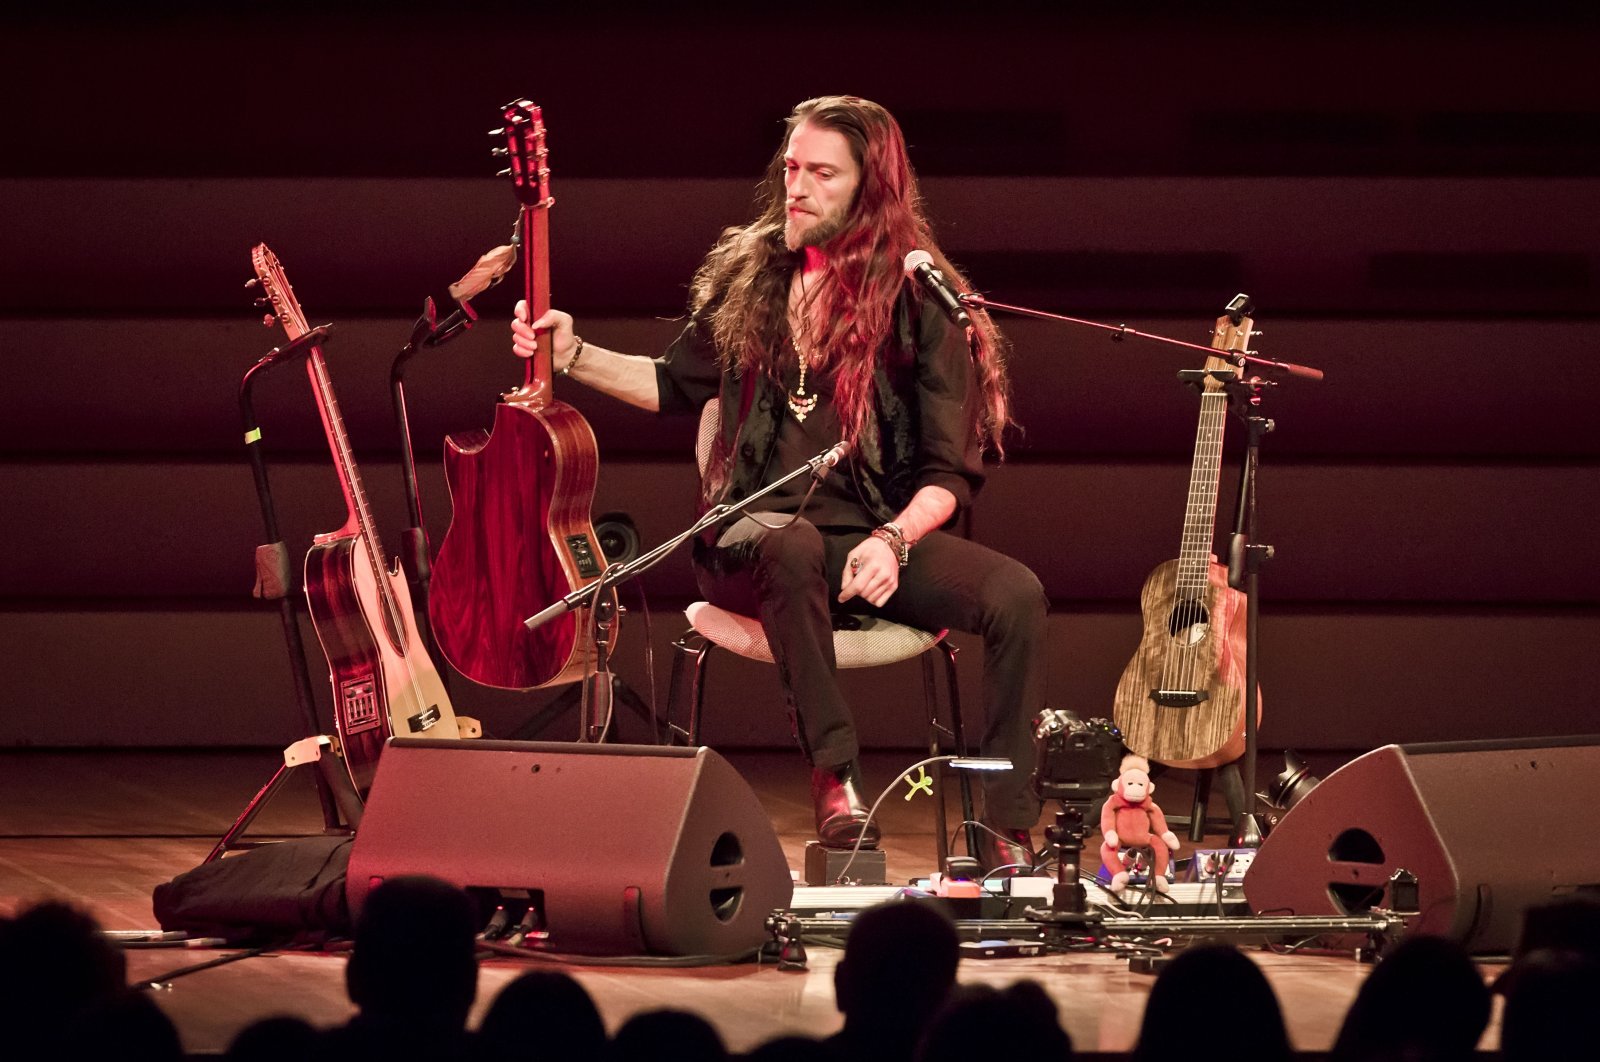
903, 249, 972, 330
810, 439, 852, 477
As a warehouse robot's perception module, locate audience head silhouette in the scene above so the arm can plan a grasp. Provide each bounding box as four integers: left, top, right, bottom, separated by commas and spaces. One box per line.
610, 1007, 727, 1062
223, 1015, 321, 1061
1330, 934, 1489, 1062
917, 980, 1072, 1062
830, 900, 960, 1062
1133, 943, 1290, 1062
1499, 947, 1600, 1062
478, 969, 606, 1061
0, 899, 181, 1060
345, 875, 479, 1028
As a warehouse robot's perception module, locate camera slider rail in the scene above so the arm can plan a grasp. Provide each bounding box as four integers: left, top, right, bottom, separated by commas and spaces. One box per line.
768, 910, 1407, 954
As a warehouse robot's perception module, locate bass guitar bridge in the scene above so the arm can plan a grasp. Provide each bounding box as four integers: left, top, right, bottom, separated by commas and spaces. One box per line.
1150, 689, 1210, 708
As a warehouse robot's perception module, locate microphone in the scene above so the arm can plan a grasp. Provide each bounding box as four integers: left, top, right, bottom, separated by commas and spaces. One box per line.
903, 250, 972, 329
809, 439, 852, 476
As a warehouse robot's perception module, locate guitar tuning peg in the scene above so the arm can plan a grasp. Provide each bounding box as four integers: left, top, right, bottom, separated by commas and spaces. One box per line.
254, 298, 271, 309
491, 147, 509, 157
261, 314, 277, 327
496, 168, 512, 178
488, 126, 504, 136
244, 278, 259, 289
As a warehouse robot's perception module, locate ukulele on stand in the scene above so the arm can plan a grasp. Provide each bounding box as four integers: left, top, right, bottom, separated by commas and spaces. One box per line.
1112, 309, 1261, 770
250, 244, 465, 799
428, 100, 610, 692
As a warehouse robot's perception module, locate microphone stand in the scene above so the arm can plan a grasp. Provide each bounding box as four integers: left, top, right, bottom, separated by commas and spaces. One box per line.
957, 291, 1324, 847
957, 293, 1325, 383
524, 444, 851, 634
389, 295, 479, 690
1221, 371, 1275, 847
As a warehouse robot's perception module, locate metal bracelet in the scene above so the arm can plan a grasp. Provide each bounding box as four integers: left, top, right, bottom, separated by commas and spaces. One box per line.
558, 335, 586, 376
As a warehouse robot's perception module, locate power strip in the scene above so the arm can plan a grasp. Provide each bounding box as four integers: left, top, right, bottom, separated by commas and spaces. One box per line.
1187, 848, 1256, 884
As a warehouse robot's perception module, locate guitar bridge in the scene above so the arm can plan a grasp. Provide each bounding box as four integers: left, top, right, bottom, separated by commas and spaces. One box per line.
1150, 689, 1210, 708
407, 704, 443, 733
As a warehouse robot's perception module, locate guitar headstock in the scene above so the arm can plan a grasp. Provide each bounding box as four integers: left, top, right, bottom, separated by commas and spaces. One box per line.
248, 243, 311, 340
1207, 292, 1255, 376
495, 99, 551, 209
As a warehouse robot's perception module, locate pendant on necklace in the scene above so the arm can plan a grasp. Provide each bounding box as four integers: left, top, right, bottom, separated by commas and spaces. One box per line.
787, 346, 817, 422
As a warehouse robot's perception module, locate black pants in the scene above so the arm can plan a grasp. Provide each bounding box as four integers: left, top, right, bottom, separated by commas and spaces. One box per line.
693, 515, 1047, 829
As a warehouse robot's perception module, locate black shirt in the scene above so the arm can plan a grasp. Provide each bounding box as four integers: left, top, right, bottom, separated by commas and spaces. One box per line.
756, 348, 877, 529
653, 280, 986, 525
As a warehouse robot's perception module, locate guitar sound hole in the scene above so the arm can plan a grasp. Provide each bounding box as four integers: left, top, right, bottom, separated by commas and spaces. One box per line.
1167, 601, 1211, 646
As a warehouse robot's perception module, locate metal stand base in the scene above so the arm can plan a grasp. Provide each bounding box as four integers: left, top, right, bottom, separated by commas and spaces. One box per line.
206, 736, 360, 863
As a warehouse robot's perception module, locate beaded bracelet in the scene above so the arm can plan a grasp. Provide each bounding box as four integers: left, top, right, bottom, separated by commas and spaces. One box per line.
871, 523, 911, 567
558, 335, 586, 377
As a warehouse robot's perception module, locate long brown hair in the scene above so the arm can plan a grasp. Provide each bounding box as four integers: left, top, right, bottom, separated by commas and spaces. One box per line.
689, 95, 1014, 454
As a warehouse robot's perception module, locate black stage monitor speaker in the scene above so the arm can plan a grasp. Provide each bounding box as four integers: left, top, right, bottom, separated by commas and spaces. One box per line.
346, 739, 793, 957
1243, 737, 1600, 953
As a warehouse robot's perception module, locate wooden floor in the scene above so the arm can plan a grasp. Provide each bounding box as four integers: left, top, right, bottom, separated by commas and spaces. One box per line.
0, 747, 1504, 1056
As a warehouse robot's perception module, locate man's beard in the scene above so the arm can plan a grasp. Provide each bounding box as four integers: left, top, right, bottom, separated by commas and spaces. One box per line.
785, 206, 851, 251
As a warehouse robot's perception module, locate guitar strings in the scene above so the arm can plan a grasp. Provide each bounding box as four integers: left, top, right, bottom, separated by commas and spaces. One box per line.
1164, 383, 1229, 704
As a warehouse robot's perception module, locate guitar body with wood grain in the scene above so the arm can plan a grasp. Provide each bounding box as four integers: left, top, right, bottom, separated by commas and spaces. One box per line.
1114, 556, 1254, 769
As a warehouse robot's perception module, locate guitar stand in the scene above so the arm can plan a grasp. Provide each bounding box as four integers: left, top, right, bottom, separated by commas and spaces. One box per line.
1168, 763, 1247, 843
209, 329, 363, 861
206, 736, 356, 863
389, 296, 481, 693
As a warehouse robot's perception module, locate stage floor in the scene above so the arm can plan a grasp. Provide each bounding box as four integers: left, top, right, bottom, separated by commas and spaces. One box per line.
0, 747, 1504, 1055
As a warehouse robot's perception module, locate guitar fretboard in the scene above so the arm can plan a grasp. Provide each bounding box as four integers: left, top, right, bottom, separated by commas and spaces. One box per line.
1173, 316, 1253, 596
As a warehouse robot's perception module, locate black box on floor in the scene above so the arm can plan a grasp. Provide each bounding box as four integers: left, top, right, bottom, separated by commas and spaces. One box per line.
804, 841, 888, 886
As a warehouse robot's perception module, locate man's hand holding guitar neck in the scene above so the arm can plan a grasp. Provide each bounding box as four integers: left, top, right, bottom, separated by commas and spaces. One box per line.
512, 300, 661, 412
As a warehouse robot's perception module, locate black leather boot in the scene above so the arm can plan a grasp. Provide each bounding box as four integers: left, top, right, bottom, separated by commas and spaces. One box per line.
811, 762, 880, 849
974, 824, 1036, 876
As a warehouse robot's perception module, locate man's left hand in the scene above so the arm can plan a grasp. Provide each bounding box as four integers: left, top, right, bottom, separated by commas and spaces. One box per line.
839, 536, 900, 608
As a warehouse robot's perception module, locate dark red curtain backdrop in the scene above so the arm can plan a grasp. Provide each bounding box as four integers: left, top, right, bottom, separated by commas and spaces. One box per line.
3, 9, 1595, 751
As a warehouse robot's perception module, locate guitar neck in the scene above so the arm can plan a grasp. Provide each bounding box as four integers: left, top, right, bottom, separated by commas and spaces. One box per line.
520, 202, 554, 399
305, 349, 382, 554
304, 345, 407, 652
1174, 313, 1254, 590
251, 242, 408, 657
1174, 378, 1230, 590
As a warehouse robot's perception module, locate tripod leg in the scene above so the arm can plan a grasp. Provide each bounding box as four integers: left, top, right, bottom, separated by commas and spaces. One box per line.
508, 685, 581, 741
608, 674, 658, 738
922, 649, 950, 871
206, 736, 355, 862
1189, 768, 1213, 843
1217, 761, 1247, 825
206, 761, 294, 863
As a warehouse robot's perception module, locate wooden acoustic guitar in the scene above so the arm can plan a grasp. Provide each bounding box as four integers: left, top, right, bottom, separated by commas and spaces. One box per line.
250, 244, 462, 798
1112, 309, 1261, 769
428, 100, 609, 690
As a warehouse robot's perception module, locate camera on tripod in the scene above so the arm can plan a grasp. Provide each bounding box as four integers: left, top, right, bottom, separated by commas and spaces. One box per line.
1024, 710, 1124, 920
1030, 709, 1123, 803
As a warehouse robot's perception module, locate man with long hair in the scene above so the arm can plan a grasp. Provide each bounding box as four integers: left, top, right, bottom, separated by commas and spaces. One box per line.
512, 96, 1046, 871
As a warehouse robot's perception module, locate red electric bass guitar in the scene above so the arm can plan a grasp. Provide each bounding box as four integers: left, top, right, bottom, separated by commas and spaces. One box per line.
250, 244, 463, 798
428, 101, 609, 690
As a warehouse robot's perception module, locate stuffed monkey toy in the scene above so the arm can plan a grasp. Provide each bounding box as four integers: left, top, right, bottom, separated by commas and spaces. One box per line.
1099, 754, 1181, 894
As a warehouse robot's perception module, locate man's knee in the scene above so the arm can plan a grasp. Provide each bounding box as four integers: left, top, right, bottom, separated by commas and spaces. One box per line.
750, 521, 827, 586
983, 563, 1048, 637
